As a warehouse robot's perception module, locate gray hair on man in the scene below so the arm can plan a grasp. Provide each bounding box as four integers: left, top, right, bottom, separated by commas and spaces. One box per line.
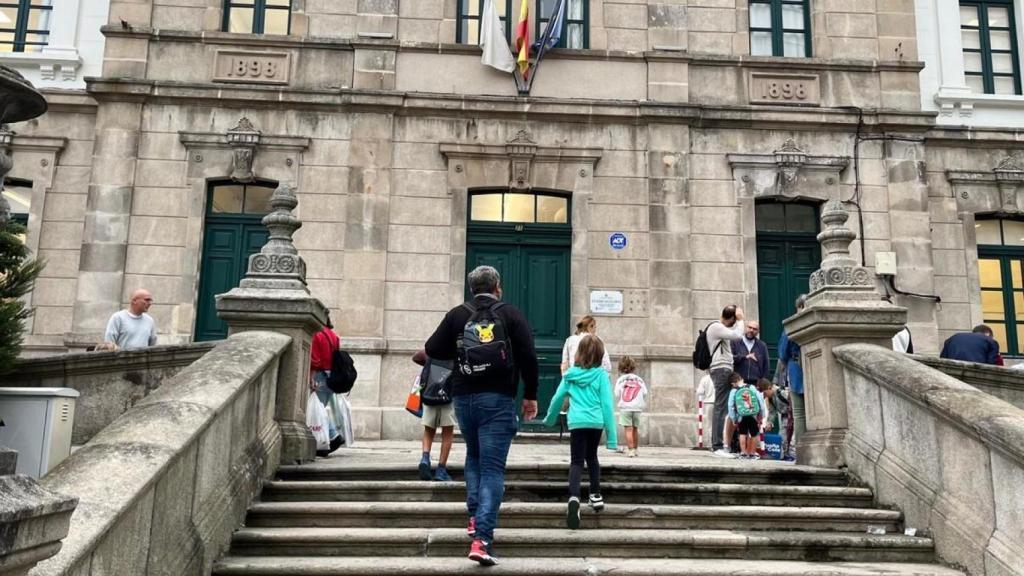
468, 265, 501, 295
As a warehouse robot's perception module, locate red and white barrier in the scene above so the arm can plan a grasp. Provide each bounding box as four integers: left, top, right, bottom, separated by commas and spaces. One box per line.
696, 398, 705, 449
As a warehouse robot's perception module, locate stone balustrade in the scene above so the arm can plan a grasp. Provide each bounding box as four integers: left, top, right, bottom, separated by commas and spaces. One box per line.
910, 354, 1024, 412
28, 331, 290, 576
834, 343, 1024, 576
3, 343, 215, 445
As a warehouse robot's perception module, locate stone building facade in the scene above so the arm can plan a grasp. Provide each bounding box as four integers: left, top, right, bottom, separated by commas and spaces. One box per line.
9, 0, 1020, 444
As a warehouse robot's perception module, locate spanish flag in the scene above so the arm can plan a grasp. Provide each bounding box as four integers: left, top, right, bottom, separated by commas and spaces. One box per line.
514, 0, 530, 79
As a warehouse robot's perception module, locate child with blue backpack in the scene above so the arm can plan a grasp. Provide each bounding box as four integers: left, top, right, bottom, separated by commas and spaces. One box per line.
543, 334, 618, 529
727, 371, 763, 460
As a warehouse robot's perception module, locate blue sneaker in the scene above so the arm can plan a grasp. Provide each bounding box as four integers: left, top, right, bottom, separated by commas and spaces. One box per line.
434, 466, 452, 482
418, 456, 432, 481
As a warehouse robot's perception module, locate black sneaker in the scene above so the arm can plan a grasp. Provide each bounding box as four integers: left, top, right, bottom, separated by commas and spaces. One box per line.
588, 494, 605, 511
418, 459, 432, 481
567, 497, 581, 530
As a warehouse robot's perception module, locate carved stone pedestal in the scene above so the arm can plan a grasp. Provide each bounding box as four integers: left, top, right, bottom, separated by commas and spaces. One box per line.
784, 200, 906, 468
217, 183, 327, 465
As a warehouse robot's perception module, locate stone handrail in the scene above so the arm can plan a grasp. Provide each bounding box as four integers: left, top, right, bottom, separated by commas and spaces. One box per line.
4, 343, 216, 445
910, 354, 1024, 411
29, 331, 291, 576
833, 343, 1024, 576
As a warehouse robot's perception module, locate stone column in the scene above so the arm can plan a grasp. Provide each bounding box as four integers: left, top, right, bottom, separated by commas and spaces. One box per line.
784, 200, 906, 468
217, 183, 328, 465
0, 448, 77, 576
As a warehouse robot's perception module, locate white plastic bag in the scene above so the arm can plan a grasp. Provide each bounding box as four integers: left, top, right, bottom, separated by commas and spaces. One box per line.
337, 394, 354, 448
306, 392, 331, 451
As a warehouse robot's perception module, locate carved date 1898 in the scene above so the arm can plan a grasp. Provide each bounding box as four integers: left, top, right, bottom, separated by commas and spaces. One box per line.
227, 57, 279, 80
214, 50, 290, 85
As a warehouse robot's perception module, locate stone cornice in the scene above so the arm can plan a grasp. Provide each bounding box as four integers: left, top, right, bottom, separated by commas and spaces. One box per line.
84, 77, 936, 131
439, 143, 603, 164
178, 130, 311, 152
40, 89, 97, 113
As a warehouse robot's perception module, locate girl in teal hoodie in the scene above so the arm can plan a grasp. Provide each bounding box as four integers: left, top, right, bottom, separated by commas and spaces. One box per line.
543, 334, 618, 529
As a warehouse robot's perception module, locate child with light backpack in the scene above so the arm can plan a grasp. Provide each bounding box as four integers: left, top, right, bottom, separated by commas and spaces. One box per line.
727, 371, 763, 460
614, 356, 648, 458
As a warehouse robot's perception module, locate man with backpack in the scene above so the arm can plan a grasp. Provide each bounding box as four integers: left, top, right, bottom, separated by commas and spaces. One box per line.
424, 265, 539, 566
697, 305, 745, 458
310, 313, 345, 457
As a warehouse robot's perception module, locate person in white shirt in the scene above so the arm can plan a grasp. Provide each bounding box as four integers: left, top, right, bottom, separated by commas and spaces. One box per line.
103, 289, 157, 350
561, 315, 612, 375
705, 305, 745, 458
614, 356, 648, 458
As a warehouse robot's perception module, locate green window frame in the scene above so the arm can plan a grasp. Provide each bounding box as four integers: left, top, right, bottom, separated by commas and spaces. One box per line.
535, 0, 589, 50
223, 0, 292, 35
960, 0, 1021, 95
749, 0, 811, 58
0, 0, 51, 53
976, 218, 1024, 355
457, 0, 512, 44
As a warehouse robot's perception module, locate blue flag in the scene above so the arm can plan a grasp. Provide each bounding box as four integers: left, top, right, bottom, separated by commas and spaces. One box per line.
533, 0, 566, 62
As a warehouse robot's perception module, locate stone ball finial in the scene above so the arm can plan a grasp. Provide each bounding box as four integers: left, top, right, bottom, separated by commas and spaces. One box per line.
808, 199, 872, 293
238, 182, 307, 289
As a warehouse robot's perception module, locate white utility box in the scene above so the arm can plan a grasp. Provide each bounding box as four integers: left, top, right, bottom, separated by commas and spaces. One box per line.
0, 387, 79, 477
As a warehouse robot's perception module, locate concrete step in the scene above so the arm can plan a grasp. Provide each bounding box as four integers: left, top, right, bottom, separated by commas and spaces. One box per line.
277, 461, 851, 487
261, 480, 876, 508
245, 501, 902, 532
226, 527, 936, 563
213, 557, 966, 576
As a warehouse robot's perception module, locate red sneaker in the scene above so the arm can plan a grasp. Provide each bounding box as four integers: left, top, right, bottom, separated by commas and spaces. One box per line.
468, 539, 498, 566
466, 516, 476, 537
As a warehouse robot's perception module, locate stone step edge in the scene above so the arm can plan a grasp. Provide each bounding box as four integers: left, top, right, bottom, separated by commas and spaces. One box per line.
213, 556, 964, 576
247, 501, 901, 520
229, 527, 933, 549
279, 461, 846, 477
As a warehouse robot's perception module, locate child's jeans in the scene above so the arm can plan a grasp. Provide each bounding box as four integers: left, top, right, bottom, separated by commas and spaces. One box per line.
569, 428, 603, 498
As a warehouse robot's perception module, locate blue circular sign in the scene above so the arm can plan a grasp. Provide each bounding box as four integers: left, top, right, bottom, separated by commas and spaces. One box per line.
609, 232, 628, 251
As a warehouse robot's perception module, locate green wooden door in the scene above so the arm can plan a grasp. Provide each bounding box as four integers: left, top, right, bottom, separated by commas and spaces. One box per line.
755, 202, 822, 363
464, 190, 572, 429
194, 182, 275, 342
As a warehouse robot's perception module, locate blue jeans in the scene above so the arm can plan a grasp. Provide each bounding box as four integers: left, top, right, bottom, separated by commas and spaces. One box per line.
313, 370, 338, 439
453, 392, 518, 543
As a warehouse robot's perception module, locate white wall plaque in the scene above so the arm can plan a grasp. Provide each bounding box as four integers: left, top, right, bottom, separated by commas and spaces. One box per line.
590, 290, 624, 314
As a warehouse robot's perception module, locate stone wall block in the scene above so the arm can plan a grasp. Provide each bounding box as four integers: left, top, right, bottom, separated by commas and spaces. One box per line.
89, 490, 155, 575
381, 407, 422, 440
875, 388, 941, 531
191, 412, 232, 522
145, 445, 200, 575
987, 450, 1024, 576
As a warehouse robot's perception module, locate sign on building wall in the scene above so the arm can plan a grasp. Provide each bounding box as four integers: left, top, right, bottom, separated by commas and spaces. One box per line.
609, 232, 628, 250
748, 72, 820, 106
213, 50, 291, 85
590, 290, 624, 314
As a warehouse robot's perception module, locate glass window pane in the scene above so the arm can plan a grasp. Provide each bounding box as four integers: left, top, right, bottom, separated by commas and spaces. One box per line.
540, 0, 557, 16
466, 0, 480, 16
0, 7, 17, 28
1013, 260, 1023, 288
1015, 292, 1024, 321
503, 193, 535, 222
1003, 220, 1024, 245
264, 8, 289, 34
755, 203, 786, 232
782, 4, 804, 29
960, 5, 979, 26
464, 19, 479, 43
228, 7, 255, 33
212, 185, 244, 213
537, 195, 568, 223
990, 322, 1008, 352
962, 29, 981, 49
988, 6, 1009, 27
963, 51, 983, 72
977, 219, 1001, 244
27, 8, 51, 31
751, 31, 773, 56
990, 30, 1012, 51
994, 76, 1018, 95
979, 259, 1003, 288
243, 185, 274, 214
992, 52, 1014, 74
566, 23, 584, 48
0, 32, 13, 51
750, 3, 771, 28
786, 204, 817, 232
2, 185, 32, 221
965, 74, 985, 93
783, 32, 805, 57
266, 0, 290, 5
471, 193, 502, 222
568, 0, 583, 18
983, 290, 1005, 317
22, 33, 46, 51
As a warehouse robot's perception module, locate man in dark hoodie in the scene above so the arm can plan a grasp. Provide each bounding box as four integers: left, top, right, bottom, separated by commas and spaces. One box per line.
425, 265, 539, 566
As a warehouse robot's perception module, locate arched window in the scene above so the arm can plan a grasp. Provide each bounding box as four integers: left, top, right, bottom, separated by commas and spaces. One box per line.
469, 190, 569, 224
976, 217, 1024, 354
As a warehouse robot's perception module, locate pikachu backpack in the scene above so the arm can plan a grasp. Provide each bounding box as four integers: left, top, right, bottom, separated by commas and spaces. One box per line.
457, 300, 514, 380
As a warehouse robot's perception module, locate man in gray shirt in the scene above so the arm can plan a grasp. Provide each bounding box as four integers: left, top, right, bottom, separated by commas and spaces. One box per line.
706, 304, 744, 458
103, 289, 157, 350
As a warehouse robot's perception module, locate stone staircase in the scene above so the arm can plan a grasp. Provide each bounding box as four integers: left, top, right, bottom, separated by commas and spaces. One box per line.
213, 460, 964, 576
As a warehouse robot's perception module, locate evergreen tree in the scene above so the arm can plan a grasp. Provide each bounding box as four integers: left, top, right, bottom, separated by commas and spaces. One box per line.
0, 195, 44, 374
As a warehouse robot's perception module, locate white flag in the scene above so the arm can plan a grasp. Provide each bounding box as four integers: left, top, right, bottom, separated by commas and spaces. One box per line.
480, 0, 515, 73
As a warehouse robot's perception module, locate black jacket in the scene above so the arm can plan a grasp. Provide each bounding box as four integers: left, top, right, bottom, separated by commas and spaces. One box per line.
732, 338, 770, 383
940, 332, 999, 365
425, 294, 540, 400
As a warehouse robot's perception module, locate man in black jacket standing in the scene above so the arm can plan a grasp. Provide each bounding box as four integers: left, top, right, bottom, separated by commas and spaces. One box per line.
425, 265, 539, 566
731, 320, 769, 385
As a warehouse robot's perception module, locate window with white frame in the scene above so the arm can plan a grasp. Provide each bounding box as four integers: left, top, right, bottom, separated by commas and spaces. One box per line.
961, 0, 1022, 95
0, 0, 51, 53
